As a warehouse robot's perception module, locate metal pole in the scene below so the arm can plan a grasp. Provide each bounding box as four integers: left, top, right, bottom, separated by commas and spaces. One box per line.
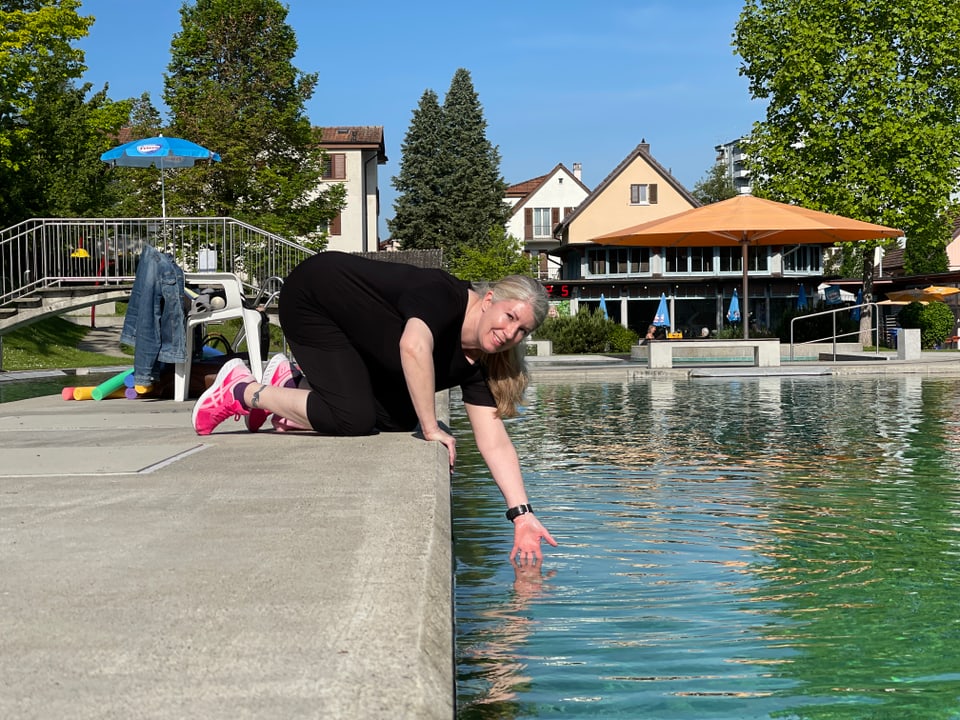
741, 237, 749, 339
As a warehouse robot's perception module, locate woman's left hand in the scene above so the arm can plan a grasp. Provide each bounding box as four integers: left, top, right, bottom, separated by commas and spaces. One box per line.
510, 513, 558, 562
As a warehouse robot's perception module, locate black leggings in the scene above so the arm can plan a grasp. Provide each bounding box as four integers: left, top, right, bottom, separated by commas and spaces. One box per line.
285, 334, 417, 435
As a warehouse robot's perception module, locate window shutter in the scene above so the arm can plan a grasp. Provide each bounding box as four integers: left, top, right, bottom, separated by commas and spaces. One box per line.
334, 153, 346, 180
524, 208, 533, 240
330, 213, 342, 236
551, 207, 560, 231
649, 183, 658, 204
564, 206, 574, 217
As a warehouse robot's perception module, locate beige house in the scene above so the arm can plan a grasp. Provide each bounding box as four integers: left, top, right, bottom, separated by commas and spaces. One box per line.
553, 140, 698, 254
504, 163, 591, 279
317, 126, 387, 254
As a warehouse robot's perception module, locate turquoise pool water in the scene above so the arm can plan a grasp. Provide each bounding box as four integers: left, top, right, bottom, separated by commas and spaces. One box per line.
452, 376, 960, 719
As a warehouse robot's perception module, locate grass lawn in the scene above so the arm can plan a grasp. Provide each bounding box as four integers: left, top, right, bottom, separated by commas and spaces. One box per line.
1, 316, 132, 371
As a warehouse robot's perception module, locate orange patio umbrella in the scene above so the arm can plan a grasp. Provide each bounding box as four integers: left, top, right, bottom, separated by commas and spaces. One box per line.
593, 195, 903, 338
885, 286, 960, 304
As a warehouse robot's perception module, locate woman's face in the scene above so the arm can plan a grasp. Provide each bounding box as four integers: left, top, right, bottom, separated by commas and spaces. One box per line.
477, 293, 537, 353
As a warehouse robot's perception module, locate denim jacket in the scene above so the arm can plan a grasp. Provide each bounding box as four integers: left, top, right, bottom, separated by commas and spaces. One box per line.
120, 245, 186, 386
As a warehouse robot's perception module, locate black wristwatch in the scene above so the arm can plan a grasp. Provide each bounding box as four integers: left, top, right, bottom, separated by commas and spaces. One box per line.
505, 503, 533, 522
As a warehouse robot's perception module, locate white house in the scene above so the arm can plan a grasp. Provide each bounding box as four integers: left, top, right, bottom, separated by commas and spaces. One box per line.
504, 163, 591, 279
317, 126, 387, 254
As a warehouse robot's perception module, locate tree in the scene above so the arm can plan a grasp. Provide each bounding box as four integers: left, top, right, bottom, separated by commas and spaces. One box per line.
735, 0, 960, 343
691, 163, 737, 205
163, 0, 344, 245
0, 0, 129, 226
447, 227, 533, 281
388, 89, 445, 250
391, 69, 508, 262
439, 68, 509, 260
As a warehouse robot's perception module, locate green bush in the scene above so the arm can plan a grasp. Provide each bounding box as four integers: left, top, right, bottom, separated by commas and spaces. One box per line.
534, 308, 638, 354
897, 301, 955, 348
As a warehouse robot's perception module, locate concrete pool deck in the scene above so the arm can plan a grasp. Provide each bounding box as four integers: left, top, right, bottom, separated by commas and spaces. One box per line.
1, 351, 959, 719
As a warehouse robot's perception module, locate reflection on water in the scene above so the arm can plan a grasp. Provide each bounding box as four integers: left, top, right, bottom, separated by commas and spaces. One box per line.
453, 376, 960, 719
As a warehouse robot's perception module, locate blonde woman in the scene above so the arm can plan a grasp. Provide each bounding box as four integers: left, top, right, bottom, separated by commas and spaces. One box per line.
192, 251, 557, 560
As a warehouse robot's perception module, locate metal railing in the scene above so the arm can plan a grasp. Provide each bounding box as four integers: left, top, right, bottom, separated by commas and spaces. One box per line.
0, 216, 316, 307
789, 303, 881, 360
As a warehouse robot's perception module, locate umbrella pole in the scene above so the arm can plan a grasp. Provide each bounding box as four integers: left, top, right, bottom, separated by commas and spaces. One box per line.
741, 237, 749, 340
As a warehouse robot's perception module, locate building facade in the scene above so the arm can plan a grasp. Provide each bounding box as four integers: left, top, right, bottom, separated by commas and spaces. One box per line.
317, 126, 387, 254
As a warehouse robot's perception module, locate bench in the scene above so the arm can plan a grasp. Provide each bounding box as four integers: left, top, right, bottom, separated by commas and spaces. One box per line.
645, 338, 781, 369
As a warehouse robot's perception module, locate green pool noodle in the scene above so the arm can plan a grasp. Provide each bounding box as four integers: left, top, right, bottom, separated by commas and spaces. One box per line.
92, 369, 134, 401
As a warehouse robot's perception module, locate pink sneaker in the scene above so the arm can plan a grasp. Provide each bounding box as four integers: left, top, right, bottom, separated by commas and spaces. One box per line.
192, 358, 255, 436
245, 353, 298, 432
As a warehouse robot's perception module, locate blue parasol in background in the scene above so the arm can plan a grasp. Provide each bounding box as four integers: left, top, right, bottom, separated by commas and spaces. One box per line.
653, 293, 670, 327
797, 284, 808, 310
100, 135, 221, 218
599, 293, 608, 319
726, 289, 741, 323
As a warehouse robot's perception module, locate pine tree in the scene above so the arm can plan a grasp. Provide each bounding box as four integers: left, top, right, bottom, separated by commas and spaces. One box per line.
388, 90, 445, 250
163, 0, 344, 244
439, 68, 508, 260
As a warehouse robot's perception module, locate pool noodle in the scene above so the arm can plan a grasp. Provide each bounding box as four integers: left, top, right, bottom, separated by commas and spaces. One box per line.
73, 386, 126, 401
124, 374, 136, 388
125, 387, 138, 399
61, 387, 76, 401
92, 368, 134, 401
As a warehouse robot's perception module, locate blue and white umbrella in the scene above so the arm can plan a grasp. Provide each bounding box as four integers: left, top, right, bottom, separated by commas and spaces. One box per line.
599, 293, 608, 319
100, 135, 221, 218
653, 292, 670, 327
726, 289, 741, 323
797, 284, 808, 310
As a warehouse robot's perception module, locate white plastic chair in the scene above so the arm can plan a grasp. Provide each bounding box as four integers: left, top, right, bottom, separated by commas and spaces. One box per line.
174, 272, 263, 402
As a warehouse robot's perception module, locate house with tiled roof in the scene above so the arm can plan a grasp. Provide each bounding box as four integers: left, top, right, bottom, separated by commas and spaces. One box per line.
542, 141, 832, 335
504, 163, 590, 279
317, 126, 387, 254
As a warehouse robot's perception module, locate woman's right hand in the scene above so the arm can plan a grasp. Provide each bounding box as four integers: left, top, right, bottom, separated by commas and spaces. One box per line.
422, 426, 457, 470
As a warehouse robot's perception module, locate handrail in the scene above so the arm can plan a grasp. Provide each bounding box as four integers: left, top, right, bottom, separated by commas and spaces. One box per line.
0, 216, 316, 308
789, 303, 880, 360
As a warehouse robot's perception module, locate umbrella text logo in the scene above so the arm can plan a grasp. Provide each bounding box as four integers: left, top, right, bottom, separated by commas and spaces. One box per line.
136, 143, 162, 154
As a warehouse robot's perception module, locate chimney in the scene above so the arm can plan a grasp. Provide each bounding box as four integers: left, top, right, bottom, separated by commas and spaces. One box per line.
573, 162, 582, 181
638, 138, 650, 153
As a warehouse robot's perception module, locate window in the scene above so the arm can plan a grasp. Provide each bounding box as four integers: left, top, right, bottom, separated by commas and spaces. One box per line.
718, 247, 742, 273
324, 213, 341, 236
782, 245, 822, 273
533, 208, 552, 238
629, 183, 658, 205
322, 153, 346, 180
689, 248, 713, 273
585, 248, 650, 276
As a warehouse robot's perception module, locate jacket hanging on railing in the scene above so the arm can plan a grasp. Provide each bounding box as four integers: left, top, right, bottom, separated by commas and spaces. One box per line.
120, 245, 186, 387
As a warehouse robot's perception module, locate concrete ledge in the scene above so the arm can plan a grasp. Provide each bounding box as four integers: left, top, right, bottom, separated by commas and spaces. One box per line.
0, 393, 454, 719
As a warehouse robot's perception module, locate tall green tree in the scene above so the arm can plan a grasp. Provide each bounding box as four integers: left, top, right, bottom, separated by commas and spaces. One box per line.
439, 68, 509, 260
691, 163, 737, 205
388, 89, 445, 250
390, 69, 508, 263
0, 0, 129, 226
735, 0, 960, 342
163, 0, 343, 244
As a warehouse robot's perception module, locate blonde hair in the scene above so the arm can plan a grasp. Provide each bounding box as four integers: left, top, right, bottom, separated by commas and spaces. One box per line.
472, 275, 549, 418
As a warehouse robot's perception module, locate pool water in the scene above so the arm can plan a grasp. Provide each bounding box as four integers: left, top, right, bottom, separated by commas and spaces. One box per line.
452, 376, 960, 719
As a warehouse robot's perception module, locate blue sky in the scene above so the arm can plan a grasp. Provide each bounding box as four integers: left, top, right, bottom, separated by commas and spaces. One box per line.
78, 0, 763, 235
